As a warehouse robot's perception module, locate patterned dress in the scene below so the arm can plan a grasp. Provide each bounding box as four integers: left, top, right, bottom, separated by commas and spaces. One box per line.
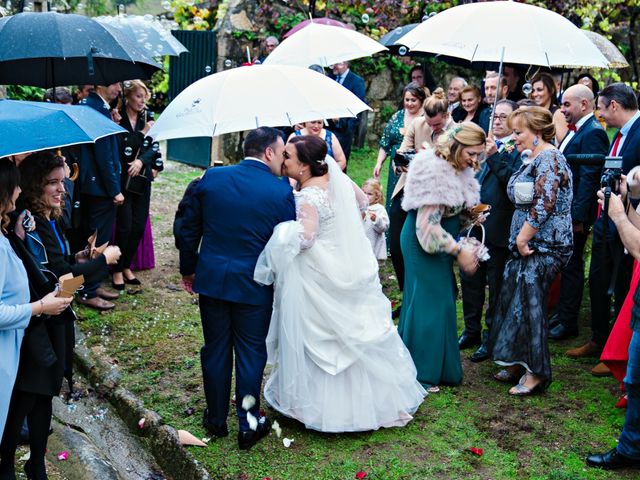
488, 149, 573, 384
379, 109, 406, 210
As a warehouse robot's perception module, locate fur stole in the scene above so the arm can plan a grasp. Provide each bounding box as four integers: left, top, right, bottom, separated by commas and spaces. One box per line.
401, 148, 480, 211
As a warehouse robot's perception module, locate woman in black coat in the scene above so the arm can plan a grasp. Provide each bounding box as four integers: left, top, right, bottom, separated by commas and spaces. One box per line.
0, 152, 120, 480
112, 80, 163, 289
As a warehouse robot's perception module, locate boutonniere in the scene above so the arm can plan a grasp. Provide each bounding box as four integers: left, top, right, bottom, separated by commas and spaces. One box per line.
504, 139, 516, 154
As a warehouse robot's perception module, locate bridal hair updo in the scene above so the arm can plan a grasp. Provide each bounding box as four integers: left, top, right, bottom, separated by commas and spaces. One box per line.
508, 106, 555, 143
0, 158, 21, 230
434, 121, 486, 172
289, 135, 329, 176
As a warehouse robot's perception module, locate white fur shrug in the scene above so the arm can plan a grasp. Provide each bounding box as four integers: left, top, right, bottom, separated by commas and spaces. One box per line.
401, 148, 480, 211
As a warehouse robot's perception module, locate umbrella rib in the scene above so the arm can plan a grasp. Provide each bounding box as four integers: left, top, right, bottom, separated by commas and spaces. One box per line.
545, 51, 551, 68
286, 112, 293, 127
470, 44, 479, 63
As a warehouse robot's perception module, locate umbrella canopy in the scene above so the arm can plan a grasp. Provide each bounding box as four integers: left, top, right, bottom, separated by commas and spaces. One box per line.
396, 1, 609, 68
379, 23, 418, 53
148, 64, 371, 141
263, 23, 387, 68
95, 14, 188, 57
283, 17, 353, 39
0, 100, 126, 157
582, 30, 629, 69
0, 12, 161, 88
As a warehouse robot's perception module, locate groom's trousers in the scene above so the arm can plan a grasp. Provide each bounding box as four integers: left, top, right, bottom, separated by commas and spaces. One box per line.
199, 294, 272, 431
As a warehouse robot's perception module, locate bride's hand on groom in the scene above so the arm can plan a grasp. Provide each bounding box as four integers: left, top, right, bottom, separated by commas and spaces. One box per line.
182, 275, 195, 294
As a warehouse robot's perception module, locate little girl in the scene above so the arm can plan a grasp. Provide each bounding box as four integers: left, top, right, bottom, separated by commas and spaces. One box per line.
361, 178, 389, 260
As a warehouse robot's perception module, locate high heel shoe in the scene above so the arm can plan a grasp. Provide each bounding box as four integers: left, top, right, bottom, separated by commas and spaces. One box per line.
111, 281, 125, 291
123, 276, 141, 286
615, 395, 628, 409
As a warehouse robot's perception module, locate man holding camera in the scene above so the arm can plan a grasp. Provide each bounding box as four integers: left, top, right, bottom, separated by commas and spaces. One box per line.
550, 85, 609, 342
567, 84, 640, 374
587, 175, 640, 470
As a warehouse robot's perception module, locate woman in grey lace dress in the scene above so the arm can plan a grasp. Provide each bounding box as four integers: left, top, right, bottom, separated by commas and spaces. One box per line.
488, 106, 573, 396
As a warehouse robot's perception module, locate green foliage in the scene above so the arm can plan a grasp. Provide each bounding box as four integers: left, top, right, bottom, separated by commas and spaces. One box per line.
6, 85, 45, 101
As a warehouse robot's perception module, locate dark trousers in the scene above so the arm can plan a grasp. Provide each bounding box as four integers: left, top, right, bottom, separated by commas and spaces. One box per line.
114, 187, 151, 272
589, 221, 633, 346
334, 129, 354, 164
80, 194, 116, 298
460, 244, 510, 339
389, 192, 407, 291
555, 229, 589, 331
199, 295, 272, 432
618, 330, 640, 459
0, 390, 53, 479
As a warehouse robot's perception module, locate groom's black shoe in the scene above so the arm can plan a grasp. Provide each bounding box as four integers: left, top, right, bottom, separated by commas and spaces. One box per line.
238, 417, 271, 450
202, 409, 229, 438
470, 344, 489, 363
587, 448, 640, 469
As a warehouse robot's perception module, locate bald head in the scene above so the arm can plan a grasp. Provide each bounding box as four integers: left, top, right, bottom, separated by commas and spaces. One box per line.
561, 84, 595, 125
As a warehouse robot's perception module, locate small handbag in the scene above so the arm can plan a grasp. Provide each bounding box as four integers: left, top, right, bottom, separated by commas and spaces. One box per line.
125, 173, 150, 195
459, 223, 491, 262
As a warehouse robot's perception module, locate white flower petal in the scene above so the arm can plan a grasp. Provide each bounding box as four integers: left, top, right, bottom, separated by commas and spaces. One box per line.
241, 394, 256, 411
272, 420, 282, 438
283, 437, 294, 448
246, 411, 258, 431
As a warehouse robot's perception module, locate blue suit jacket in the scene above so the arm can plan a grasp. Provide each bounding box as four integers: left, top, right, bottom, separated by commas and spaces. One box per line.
331, 71, 366, 133
77, 92, 121, 198
177, 160, 296, 306
562, 116, 610, 226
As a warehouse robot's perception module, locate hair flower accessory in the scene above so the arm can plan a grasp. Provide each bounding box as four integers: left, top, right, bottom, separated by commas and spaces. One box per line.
447, 125, 463, 140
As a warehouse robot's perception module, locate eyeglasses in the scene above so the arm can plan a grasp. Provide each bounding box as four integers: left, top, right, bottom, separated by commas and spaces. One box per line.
492, 114, 509, 121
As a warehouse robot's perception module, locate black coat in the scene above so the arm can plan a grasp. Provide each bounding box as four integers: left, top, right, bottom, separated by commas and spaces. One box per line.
118, 109, 163, 191
561, 116, 610, 226
477, 146, 522, 248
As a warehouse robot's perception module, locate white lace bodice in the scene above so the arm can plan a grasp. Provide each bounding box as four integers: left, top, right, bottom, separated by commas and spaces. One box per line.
294, 186, 335, 249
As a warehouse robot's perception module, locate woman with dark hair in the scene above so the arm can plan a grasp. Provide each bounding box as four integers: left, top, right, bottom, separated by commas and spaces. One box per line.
0, 157, 70, 479
488, 106, 573, 396
576, 72, 600, 96
373, 82, 427, 210
530, 71, 568, 141
0, 152, 119, 480
113, 79, 163, 290
254, 135, 425, 433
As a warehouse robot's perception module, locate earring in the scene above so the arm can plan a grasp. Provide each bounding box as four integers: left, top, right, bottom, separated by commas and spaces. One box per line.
533, 136, 539, 147
299, 171, 304, 175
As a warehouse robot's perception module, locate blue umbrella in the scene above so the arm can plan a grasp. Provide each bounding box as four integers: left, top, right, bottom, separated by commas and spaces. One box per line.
0, 100, 126, 157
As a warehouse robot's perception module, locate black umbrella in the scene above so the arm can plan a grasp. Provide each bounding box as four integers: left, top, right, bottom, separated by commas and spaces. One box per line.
379, 23, 418, 54
0, 12, 161, 88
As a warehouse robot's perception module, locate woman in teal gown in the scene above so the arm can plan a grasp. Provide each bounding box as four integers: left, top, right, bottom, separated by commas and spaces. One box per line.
398, 122, 486, 387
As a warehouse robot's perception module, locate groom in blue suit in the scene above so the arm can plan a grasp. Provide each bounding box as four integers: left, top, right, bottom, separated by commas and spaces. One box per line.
177, 127, 296, 450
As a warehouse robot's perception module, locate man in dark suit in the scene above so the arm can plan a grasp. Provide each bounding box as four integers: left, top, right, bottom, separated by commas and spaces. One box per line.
177, 127, 296, 450
459, 99, 522, 361
328, 61, 365, 166
478, 72, 509, 134
550, 84, 610, 341
567, 83, 640, 375
587, 181, 640, 470
76, 83, 123, 310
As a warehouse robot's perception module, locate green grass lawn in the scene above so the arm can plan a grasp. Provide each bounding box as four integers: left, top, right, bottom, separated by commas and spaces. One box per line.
75, 149, 636, 479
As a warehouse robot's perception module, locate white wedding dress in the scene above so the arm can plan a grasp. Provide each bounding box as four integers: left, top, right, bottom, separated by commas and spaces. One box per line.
255, 157, 425, 433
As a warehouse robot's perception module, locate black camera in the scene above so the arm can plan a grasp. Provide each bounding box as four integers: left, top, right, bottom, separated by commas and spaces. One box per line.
600, 157, 623, 192
393, 150, 416, 168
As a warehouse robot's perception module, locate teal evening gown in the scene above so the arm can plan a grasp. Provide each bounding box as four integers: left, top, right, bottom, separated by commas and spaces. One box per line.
398, 211, 463, 388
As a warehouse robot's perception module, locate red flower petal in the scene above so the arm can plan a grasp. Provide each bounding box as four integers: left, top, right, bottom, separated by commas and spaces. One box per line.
355, 472, 367, 479
470, 447, 484, 456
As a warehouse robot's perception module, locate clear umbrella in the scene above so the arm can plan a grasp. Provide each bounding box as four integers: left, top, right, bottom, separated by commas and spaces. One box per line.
95, 14, 188, 57
263, 23, 387, 68
148, 64, 371, 141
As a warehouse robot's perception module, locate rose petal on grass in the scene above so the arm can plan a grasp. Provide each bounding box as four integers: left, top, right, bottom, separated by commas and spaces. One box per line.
242, 394, 256, 411
138, 417, 146, 429
57, 451, 69, 461
283, 437, 294, 448
470, 447, 484, 456
246, 411, 258, 431
355, 471, 367, 479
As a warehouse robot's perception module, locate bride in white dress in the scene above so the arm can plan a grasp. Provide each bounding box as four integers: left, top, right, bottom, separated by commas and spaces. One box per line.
255, 135, 425, 433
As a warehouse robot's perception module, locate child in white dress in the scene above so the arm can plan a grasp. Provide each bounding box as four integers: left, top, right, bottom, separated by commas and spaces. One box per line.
362, 179, 389, 260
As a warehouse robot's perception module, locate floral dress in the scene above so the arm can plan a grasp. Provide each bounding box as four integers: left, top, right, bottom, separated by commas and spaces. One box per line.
379, 109, 406, 210
488, 148, 573, 385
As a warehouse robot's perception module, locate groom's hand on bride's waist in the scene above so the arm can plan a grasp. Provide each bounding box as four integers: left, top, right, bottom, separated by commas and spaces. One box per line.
182, 275, 195, 294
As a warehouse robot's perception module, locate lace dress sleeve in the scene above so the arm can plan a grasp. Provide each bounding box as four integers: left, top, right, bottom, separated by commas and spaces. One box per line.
296, 198, 320, 250
415, 205, 457, 254
528, 150, 563, 229
351, 182, 369, 212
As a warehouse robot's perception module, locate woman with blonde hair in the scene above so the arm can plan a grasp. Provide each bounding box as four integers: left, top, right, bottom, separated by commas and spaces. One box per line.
390, 87, 455, 294
488, 106, 573, 396
112, 80, 163, 290
398, 122, 486, 388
